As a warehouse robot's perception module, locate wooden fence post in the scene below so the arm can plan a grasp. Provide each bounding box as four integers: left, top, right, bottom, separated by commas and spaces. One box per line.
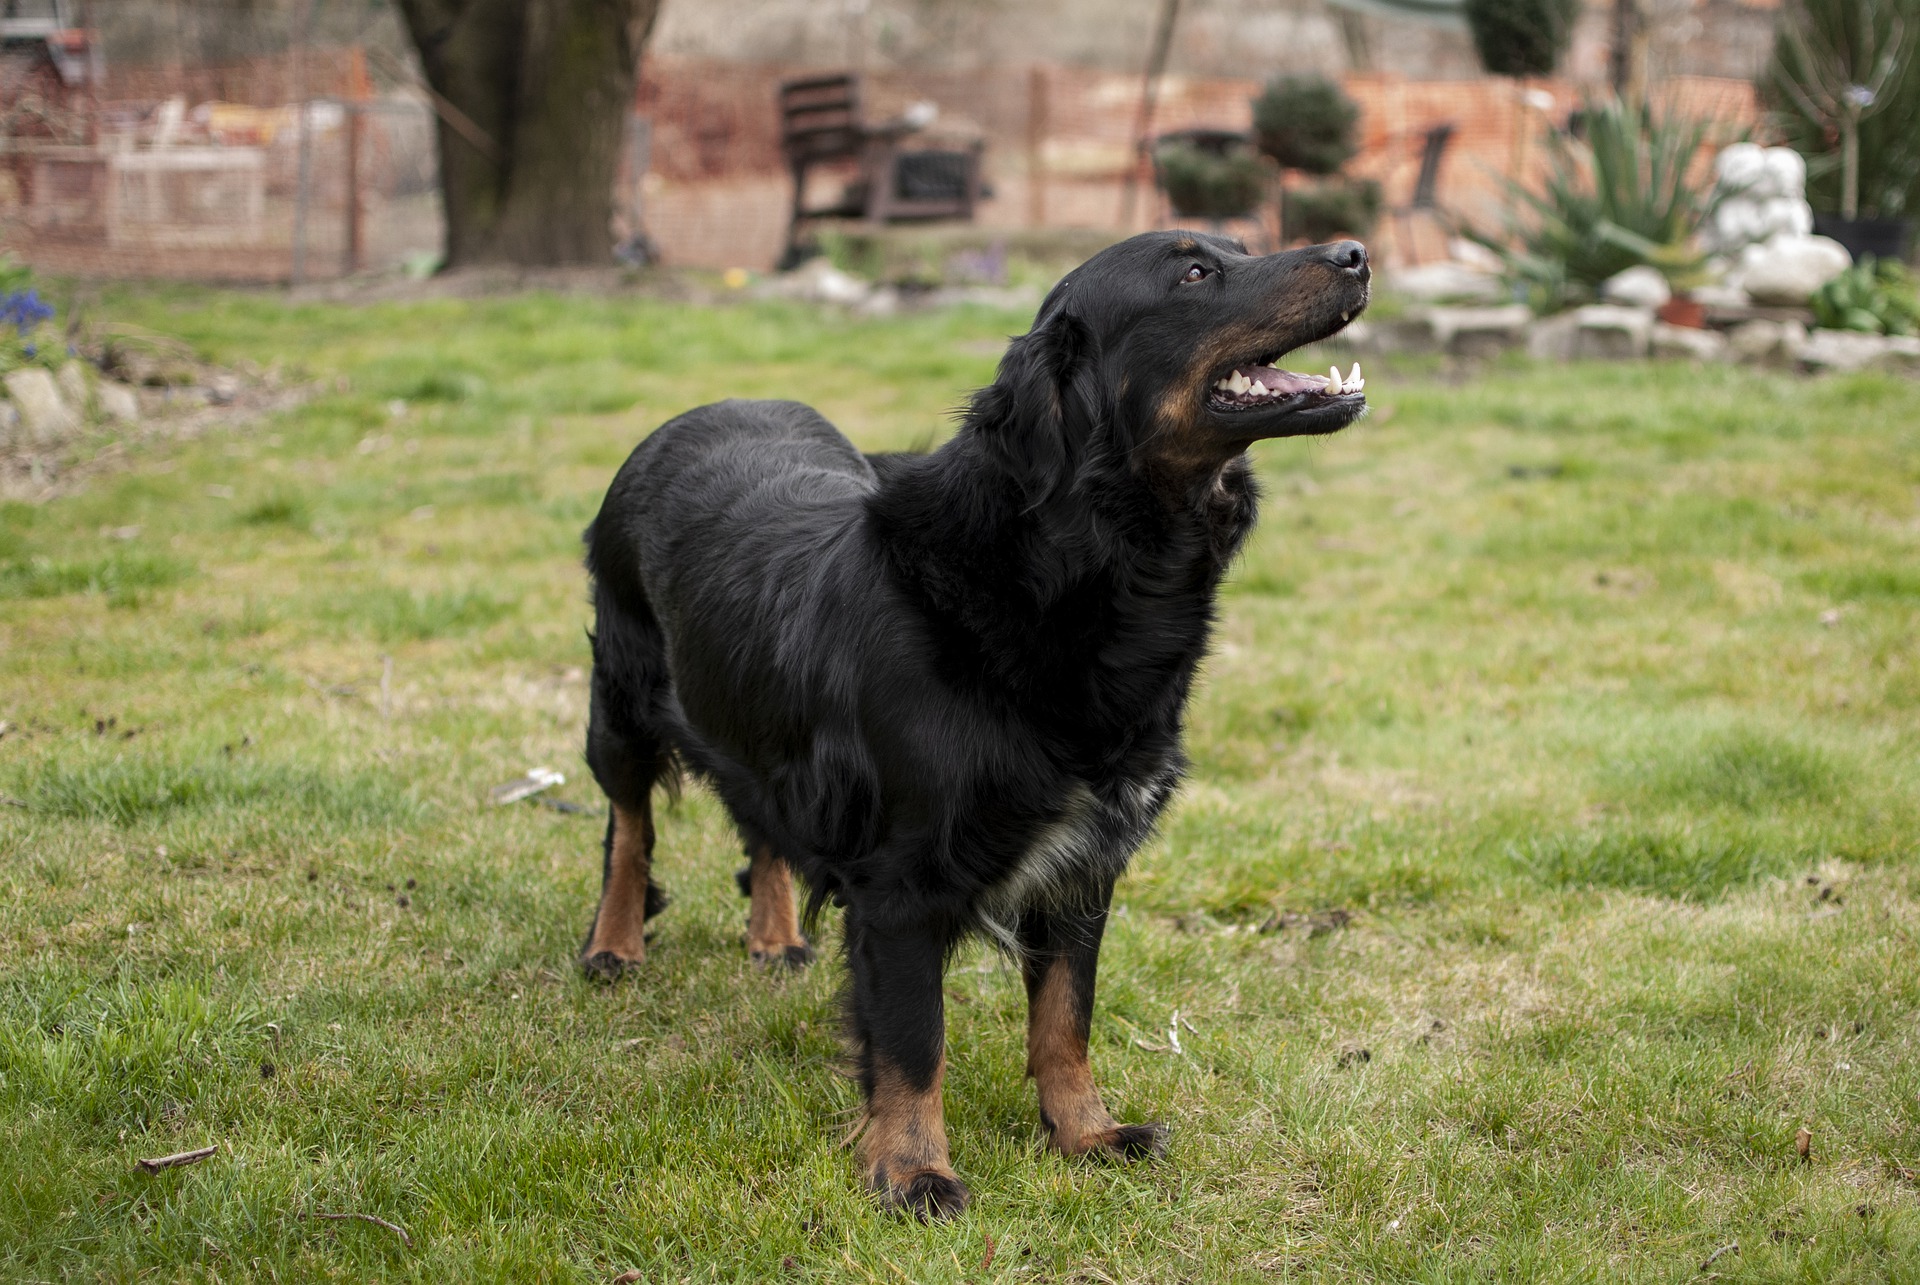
343, 45, 369, 275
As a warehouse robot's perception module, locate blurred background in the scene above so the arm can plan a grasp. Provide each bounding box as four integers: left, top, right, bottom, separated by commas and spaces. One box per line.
0, 0, 1791, 278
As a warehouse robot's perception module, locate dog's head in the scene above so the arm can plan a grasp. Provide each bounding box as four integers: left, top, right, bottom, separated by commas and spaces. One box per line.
968, 231, 1370, 500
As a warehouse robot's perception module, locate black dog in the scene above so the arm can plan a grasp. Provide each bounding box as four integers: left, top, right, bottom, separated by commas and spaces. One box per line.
579, 230, 1370, 1217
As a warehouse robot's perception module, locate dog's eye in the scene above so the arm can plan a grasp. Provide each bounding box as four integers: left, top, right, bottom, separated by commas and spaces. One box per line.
1181, 264, 1210, 283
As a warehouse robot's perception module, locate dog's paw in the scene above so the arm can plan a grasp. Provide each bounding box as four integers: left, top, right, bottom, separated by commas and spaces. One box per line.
580, 948, 643, 982
869, 1164, 971, 1221
750, 940, 815, 970
1053, 1120, 1169, 1161
1101, 1121, 1169, 1161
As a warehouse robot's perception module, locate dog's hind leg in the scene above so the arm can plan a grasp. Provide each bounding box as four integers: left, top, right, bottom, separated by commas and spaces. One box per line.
579, 592, 674, 980
739, 841, 813, 969
1020, 894, 1168, 1161
845, 910, 969, 1219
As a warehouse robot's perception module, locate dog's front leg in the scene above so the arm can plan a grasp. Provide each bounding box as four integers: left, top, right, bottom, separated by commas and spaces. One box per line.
1020, 892, 1169, 1160
580, 800, 661, 978
846, 912, 969, 1219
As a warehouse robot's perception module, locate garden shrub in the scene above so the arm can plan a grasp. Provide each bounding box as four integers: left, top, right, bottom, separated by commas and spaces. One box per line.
1251, 76, 1359, 176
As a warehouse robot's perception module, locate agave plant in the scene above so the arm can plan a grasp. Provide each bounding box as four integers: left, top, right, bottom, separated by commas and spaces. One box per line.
1484, 96, 1726, 311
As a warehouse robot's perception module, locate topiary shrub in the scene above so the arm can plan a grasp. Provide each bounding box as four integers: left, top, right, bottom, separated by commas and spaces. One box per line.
1154, 140, 1270, 220
1251, 76, 1359, 176
1463, 0, 1578, 78
1281, 178, 1383, 242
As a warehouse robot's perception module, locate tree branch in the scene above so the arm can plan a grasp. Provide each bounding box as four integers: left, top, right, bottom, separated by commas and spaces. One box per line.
302, 1211, 413, 1249
136, 1144, 218, 1173
364, 44, 502, 162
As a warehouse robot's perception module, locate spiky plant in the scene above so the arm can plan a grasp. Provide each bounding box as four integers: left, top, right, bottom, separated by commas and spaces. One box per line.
1763, 0, 1920, 219
1486, 96, 1723, 310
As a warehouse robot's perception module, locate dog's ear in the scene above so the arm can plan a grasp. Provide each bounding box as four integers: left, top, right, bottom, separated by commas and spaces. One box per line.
968, 309, 1093, 505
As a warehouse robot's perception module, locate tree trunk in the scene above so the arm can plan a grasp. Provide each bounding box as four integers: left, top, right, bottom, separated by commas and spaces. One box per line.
397, 0, 660, 268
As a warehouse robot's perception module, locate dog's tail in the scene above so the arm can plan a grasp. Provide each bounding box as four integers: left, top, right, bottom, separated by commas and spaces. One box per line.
583, 519, 685, 806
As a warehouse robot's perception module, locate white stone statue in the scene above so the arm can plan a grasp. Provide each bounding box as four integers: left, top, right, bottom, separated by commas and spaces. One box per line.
1706, 143, 1814, 255
1705, 143, 1851, 306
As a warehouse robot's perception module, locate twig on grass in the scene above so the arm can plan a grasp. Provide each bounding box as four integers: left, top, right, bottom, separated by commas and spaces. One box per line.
303, 1211, 413, 1249
1700, 1242, 1739, 1270
136, 1143, 218, 1173
611, 1272, 643, 1284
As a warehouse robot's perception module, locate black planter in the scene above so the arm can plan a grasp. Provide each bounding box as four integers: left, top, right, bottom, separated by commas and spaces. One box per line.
1811, 214, 1913, 262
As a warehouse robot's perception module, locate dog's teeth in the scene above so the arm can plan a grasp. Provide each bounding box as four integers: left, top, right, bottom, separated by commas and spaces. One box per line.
1341, 310, 1350, 322
1347, 362, 1362, 388
1230, 372, 1250, 395
1326, 365, 1343, 395
1215, 378, 1233, 391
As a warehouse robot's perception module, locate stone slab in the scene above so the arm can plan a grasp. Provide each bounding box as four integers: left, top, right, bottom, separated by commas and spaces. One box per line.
4, 367, 77, 445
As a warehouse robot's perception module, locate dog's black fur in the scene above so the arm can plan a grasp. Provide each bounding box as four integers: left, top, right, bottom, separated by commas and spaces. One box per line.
580, 230, 1371, 1216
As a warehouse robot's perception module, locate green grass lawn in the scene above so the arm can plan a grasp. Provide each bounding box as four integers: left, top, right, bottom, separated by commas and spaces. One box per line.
3, 283, 1919, 1282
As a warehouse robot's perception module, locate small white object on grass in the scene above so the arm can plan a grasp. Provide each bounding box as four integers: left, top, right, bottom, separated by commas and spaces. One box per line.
489, 766, 566, 806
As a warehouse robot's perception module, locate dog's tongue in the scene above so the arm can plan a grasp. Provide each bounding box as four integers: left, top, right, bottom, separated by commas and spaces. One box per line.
1242, 365, 1322, 396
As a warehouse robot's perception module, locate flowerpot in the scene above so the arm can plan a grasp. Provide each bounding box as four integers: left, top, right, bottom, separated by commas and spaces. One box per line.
1656, 295, 1707, 329
1811, 215, 1913, 263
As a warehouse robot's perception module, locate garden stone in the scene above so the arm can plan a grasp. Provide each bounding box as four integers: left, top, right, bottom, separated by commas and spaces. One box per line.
752, 258, 872, 306
1418, 303, 1532, 356
1600, 266, 1671, 310
1572, 304, 1654, 359
1345, 317, 1438, 355
98, 380, 140, 424
1727, 319, 1786, 363
1780, 319, 1809, 360
1736, 233, 1851, 306
4, 367, 76, 444
1729, 318, 1809, 364
1391, 261, 1506, 305
1449, 237, 1505, 274
1796, 329, 1920, 374
1525, 311, 1580, 360
1650, 322, 1729, 362
56, 360, 92, 418
855, 286, 902, 318
0, 399, 17, 449
1689, 283, 1750, 310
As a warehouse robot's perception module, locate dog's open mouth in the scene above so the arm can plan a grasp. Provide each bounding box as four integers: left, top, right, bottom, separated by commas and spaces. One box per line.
1207, 360, 1366, 413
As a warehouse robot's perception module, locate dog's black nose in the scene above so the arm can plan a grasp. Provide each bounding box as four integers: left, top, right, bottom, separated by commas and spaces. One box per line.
1325, 240, 1368, 275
